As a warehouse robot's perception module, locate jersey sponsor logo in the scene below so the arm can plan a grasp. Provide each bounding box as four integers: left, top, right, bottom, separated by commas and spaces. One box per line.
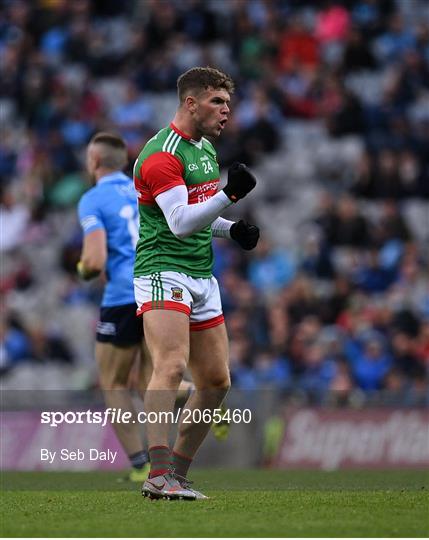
96, 322, 116, 336
171, 287, 183, 301
188, 179, 219, 204
187, 181, 218, 195
188, 163, 199, 171
187, 180, 219, 204
200, 156, 209, 161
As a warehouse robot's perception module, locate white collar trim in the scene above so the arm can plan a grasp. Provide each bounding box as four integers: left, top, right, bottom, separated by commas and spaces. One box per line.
190, 139, 203, 149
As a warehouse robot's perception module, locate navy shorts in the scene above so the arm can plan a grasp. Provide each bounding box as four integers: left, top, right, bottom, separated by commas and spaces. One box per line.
96, 303, 143, 346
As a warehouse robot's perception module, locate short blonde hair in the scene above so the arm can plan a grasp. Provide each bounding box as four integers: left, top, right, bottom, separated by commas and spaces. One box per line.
89, 132, 128, 170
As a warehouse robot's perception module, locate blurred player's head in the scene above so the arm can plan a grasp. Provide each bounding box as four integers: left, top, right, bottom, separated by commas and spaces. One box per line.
86, 132, 128, 183
176, 66, 234, 139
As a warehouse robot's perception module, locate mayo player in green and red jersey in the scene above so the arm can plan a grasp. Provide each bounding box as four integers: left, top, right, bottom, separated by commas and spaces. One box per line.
133, 67, 259, 500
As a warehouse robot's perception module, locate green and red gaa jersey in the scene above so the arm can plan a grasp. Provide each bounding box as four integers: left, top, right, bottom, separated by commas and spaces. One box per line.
133, 123, 220, 278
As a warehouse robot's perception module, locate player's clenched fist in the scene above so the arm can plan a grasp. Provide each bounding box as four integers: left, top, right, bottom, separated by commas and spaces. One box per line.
230, 220, 260, 250
223, 162, 257, 202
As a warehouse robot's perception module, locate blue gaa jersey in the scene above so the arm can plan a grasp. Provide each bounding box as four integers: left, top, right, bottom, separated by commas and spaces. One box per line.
78, 171, 139, 307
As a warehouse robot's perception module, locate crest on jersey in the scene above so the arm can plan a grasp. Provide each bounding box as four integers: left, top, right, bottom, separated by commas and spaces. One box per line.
171, 287, 183, 301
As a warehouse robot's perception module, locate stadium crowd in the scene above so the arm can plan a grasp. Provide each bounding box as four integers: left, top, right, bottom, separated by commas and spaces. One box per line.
1, 0, 428, 406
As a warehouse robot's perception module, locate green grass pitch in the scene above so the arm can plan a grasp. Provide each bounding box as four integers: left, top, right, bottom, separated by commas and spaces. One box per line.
1, 469, 428, 537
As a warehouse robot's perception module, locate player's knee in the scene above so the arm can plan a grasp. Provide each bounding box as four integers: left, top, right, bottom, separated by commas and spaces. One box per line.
153, 358, 187, 386
101, 381, 128, 391
99, 369, 128, 390
206, 372, 231, 392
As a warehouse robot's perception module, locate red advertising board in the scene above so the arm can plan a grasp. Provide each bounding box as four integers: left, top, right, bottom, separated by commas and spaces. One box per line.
275, 408, 429, 470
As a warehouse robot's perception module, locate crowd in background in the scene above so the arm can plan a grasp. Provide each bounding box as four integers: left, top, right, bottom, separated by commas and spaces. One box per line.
1, 0, 428, 406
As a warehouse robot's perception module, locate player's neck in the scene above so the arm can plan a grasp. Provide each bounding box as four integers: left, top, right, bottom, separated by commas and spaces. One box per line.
95, 167, 119, 182
172, 112, 201, 141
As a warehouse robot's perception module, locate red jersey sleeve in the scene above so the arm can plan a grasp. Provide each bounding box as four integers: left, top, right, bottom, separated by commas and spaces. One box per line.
139, 152, 185, 198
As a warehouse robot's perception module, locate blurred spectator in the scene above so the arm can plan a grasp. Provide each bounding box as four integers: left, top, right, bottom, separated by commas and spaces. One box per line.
341, 26, 376, 72
286, 280, 322, 325
0, 185, 30, 252
351, 333, 392, 391
145, 1, 182, 51
300, 226, 334, 279
352, 148, 419, 200
0, 313, 32, 372
350, 149, 376, 197
398, 149, 423, 197
110, 81, 155, 151
353, 248, 397, 293
330, 195, 370, 247
391, 331, 424, 379
299, 342, 338, 402
253, 350, 291, 391
319, 275, 353, 324
376, 200, 411, 245
0, 253, 34, 295
230, 336, 256, 390
329, 358, 354, 404
324, 85, 365, 136
416, 22, 429, 64
416, 320, 429, 366
46, 129, 80, 176
26, 322, 74, 364
315, 3, 351, 44
351, 0, 393, 38
267, 302, 290, 356
278, 15, 319, 73
180, 0, 216, 44
0, 311, 74, 373
373, 13, 416, 65
233, 14, 268, 80
248, 239, 296, 296
234, 87, 281, 162
314, 191, 337, 242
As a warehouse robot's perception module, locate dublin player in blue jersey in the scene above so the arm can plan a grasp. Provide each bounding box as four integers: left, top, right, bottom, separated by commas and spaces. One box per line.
77, 132, 151, 481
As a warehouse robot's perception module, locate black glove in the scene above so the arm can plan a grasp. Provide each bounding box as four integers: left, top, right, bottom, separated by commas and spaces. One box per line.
230, 220, 260, 250
223, 162, 257, 202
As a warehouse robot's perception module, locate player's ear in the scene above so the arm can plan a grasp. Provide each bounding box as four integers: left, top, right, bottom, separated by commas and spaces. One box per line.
92, 148, 102, 170
184, 96, 197, 113
86, 144, 97, 171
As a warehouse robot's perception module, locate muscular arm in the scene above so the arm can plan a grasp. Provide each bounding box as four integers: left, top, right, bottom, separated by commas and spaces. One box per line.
155, 185, 232, 239
78, 229, 107, 280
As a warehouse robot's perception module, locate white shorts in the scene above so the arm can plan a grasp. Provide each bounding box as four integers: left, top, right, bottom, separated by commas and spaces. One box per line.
134, 272, 224, 331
